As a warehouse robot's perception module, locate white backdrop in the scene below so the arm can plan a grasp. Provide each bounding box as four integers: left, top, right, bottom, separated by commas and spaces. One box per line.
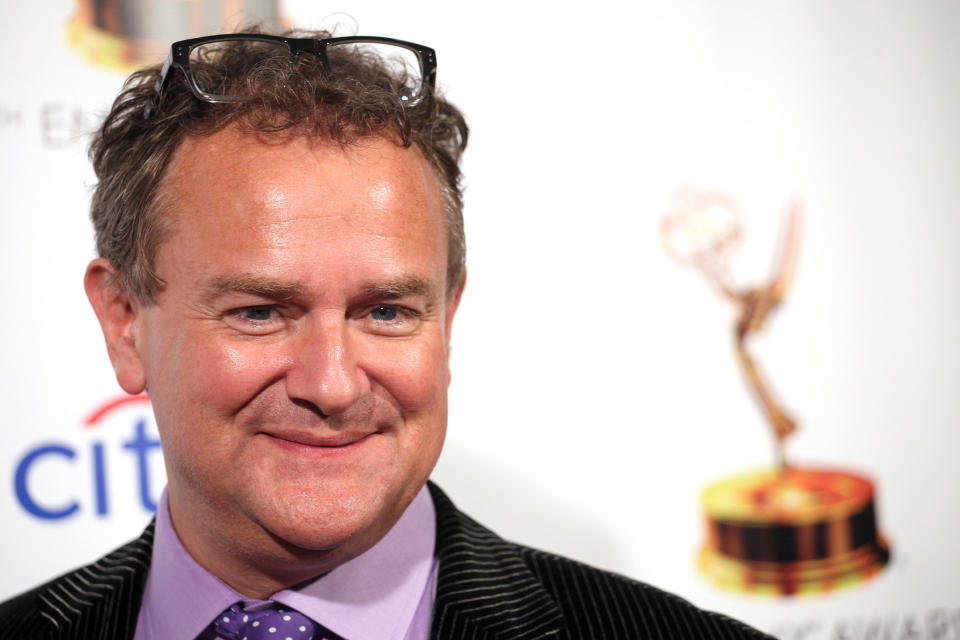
1, 1, 958, 637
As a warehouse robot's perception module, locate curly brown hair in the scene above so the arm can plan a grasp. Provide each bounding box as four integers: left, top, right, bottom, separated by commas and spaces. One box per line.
89, 28, 469, 301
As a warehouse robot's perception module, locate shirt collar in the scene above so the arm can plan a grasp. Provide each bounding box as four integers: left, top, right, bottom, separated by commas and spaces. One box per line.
135, 485, 437, 640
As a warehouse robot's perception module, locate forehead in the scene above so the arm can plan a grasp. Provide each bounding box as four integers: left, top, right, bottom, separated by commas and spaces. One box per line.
153, 128, 448, 291
162, 127, 443, 227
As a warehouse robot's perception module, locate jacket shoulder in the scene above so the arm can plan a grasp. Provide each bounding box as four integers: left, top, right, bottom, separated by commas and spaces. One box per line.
428, 482, 771, 639
517, 544, 772, 639
0, 580, 56, 639
0, 523, 154, 640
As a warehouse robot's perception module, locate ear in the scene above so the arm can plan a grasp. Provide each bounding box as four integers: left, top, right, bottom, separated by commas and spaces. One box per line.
84, 258, 147, 394
444, 270, 466, 345
443, 271, 466, 386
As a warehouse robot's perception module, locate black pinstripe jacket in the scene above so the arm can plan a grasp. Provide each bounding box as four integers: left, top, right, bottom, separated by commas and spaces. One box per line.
0, 483, 771, 639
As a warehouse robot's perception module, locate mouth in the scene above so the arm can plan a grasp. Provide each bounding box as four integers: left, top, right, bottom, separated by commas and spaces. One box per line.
257, 430, 377, 454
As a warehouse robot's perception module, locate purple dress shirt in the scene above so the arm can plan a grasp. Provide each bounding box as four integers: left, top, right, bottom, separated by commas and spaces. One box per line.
133, 486, 439, 640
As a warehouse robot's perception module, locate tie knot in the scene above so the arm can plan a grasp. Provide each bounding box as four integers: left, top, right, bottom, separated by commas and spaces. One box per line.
211, 601, 319, 640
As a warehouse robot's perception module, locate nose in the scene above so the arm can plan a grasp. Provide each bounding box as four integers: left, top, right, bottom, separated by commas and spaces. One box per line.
284, 315, 371, 416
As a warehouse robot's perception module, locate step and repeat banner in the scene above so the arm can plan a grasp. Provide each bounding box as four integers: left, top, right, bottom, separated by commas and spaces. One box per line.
1, 1, 958, 637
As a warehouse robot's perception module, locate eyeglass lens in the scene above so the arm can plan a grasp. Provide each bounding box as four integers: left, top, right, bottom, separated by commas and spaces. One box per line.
189, 39, 288, 99
326, 41, 424, 103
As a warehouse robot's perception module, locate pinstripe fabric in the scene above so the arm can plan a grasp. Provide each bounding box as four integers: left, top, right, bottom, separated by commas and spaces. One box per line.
427, 484, 772, 640
0, 522, 153, 640
0, 483, 771, 639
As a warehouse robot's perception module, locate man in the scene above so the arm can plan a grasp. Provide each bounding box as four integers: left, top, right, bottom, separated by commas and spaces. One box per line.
0, 29, 770, 639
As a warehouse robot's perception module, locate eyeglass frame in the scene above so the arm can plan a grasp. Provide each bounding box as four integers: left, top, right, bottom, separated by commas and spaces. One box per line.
152, 33, 438, 112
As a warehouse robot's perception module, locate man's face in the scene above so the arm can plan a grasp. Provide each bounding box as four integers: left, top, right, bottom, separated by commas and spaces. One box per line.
112, 128, 460, 584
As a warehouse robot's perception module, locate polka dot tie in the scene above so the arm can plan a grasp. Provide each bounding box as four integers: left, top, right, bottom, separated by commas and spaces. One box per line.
208, 601, 340, 640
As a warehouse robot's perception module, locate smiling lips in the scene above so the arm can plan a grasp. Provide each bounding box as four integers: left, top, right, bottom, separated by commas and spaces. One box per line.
260, 429, 376, 450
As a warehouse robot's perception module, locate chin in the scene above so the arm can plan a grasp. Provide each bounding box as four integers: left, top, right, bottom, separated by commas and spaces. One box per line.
253, 480, 404, 557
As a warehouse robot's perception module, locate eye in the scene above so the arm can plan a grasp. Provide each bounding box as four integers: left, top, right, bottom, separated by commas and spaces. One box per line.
370, 305, 399, 322
242, 306, 275, 322
361, 303, 422, 336
223, 304, 285, 335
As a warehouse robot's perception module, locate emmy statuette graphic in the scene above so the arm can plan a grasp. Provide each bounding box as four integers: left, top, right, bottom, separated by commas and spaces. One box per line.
67, 0, 285, 70
661, 189, 890, 595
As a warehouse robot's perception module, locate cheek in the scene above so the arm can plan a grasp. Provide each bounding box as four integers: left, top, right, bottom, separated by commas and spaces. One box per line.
152, 337, 291, 470
156, 327, 289, 418
198, 341, 291, 408
366, 337, 449, 413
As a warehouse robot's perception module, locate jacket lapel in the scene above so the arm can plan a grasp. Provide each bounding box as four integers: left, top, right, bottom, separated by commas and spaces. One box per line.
37, 522, 154, 640
428, 483, 564, 640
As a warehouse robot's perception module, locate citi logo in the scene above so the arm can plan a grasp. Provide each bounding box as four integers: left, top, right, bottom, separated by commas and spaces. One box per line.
13, 394, 164, 520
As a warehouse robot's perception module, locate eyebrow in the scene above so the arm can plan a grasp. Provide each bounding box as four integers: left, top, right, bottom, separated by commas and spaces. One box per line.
199, 274, 439, 305
200, 276, 307, 304
359, 275, 436, 301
